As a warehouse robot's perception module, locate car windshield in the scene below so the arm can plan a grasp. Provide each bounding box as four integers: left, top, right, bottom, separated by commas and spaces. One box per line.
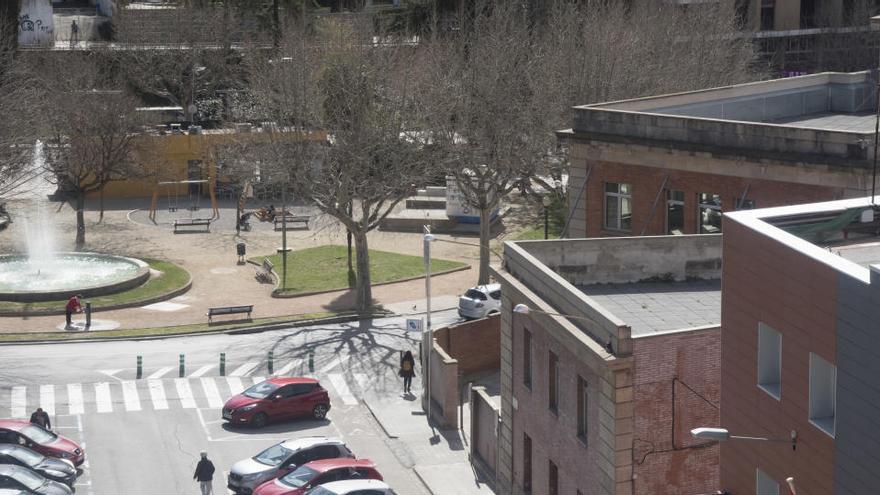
10, 468, 46, 490
19, 425, 56, 445
243, 381, 279, 399
464, 289, 487, 300
279, 465, 318, 488
9, 447, 43, 466
254, 443, 292, 467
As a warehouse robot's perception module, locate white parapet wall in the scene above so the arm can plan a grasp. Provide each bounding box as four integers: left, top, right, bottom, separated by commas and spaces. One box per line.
18, 0, 54, 46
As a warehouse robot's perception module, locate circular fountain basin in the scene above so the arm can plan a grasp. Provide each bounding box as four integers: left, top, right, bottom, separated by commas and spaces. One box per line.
0, 253, 150, 302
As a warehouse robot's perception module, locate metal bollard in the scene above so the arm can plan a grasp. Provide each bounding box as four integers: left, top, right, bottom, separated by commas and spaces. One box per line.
308, 352, 314, 373
268, 350, 274, 375
179, 354, 185, 377
85, 302, 92, 329
136, 356, 143, 379
219, 353, 226, 376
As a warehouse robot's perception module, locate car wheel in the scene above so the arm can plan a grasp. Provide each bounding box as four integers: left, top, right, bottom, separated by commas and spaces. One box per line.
251, 412, 268, 429
312, 404, 329, 420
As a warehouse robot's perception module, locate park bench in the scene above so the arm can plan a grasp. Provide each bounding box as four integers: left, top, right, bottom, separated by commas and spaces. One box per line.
173, 218, 211, 233
255, 259, 275, 284
207, 305, 254, 322
274, 213, 310, 231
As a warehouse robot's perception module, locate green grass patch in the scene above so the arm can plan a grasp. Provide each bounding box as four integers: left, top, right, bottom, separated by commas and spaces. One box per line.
514, 228, 560, 241
0, 311, 352, 342
256, 245, 467, 296
0, 259, 191, 314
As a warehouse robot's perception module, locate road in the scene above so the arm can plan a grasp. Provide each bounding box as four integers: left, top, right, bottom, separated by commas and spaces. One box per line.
0, 310, 462, 495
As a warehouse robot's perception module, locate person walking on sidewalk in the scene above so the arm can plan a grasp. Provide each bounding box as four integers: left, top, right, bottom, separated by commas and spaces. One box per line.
193, 450, 215, 495
399, 350, 416, 394
29, 408, 50, 430
64, 294, 82, 329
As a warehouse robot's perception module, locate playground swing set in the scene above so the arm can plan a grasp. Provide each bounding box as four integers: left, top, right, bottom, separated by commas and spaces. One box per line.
148, 179, 220, 228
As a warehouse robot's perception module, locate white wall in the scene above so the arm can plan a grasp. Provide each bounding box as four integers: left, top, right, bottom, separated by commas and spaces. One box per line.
18, 0, 54, 46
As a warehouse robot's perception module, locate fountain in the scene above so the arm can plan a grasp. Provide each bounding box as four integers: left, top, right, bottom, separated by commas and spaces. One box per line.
0, 141, 151, 303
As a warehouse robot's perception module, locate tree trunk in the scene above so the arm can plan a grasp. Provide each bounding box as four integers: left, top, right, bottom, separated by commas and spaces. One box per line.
347, 202, 355, 288
75, 192, 86, 251
352, 230, 372, 313
98, 188, 104, 223
477, 205, 491, 284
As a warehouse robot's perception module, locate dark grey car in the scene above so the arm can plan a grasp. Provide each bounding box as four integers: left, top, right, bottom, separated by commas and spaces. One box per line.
0, 445, 76, 487
0, 465, 72, 495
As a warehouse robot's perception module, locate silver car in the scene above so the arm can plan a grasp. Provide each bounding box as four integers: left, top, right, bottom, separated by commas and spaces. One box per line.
458, 283, 502, 319
0, 465, 72, 495
227, 436, 353, 494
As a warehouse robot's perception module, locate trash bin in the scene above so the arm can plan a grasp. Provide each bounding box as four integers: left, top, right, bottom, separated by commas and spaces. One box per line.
237, 243, 246, 257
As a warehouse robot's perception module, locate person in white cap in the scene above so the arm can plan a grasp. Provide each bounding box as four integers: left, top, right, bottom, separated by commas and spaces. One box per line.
193, 450, 215, 495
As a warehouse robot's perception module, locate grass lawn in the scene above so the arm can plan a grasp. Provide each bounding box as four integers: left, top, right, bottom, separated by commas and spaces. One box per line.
0, 259, 191, 314
257, 245, 467, 296
514, 227, 560, 241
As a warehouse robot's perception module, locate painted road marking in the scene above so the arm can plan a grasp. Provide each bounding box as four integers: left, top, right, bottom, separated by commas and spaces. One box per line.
98, 370, 123, 382
229, 362, 259, 377
189, 365, 214, 378
251, 376, 264, 385
328, 373, 358, 406
148, 380, 168, 410
94, 383, 112, 413
147, 366, 174, 380
200, 377, 223, 409
10, 386, 26, 418
225, 377, 243, 396
174, 378, 197, 409
121, 381, 141, 411
353, 373, 369, 394
39, 385, 55, 415
67, 384, 84, 415
272, 360, 300, 376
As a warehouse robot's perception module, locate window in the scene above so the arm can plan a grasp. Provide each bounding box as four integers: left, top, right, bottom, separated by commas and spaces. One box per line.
809, 353, 836, 437
666, 190, 685, 234
757, 323, 782, 399
549, 351, 559, 413
604, 182, 632, 231
760, 0, 775, 30
523, 329, 532, 389
698, 193, 722, 233
577, 376, 589, 442
756, 468, 779, 495
523, 433, 532, 493
548, 460, 558, 495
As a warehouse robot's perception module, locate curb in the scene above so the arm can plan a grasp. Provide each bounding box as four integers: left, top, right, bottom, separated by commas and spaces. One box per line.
362, 396, 399, 439
270, 266, 472, 299
412, 466, 437, 495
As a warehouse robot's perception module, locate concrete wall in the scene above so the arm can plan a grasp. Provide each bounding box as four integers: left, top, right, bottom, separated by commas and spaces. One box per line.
471, 386, 500, 478
435, 315, 500, 376
430, 341, 459, 429
18, 0, 54, 46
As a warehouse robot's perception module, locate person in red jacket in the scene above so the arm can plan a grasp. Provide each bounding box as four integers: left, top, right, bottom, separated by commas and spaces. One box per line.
65, 295, 82, 329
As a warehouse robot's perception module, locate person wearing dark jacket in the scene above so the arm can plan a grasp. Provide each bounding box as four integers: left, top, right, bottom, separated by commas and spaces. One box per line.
193, 450, 215, 495
399, 350, 416, 394
29, 408, 50, 429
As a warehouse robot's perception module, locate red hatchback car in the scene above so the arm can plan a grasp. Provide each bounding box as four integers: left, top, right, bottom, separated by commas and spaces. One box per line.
252, 459, 382, 495
0, 420, 85, 467
223, 377, 332, 428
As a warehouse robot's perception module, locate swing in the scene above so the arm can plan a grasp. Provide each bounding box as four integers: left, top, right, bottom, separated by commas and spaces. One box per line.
167, 186, 178, 212
187, 181, 202, 214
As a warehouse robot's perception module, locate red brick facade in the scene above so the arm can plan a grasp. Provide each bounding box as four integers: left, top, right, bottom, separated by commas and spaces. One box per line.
578, 160, 840, 238
435, 314, 500, 375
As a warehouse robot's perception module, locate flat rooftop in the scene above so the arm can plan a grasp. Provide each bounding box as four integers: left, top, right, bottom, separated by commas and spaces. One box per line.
578, 280, 721, 337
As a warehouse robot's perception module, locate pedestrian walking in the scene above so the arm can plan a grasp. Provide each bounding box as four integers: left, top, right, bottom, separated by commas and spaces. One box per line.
29, 408, 50, 429
65, 294, 82, 329
399, 350, 416, 394
193, 450, 215, 495
70, 19, 79, 47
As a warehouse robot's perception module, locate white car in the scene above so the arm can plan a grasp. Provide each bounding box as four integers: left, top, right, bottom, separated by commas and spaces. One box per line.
305, 479, 397, 495
457, 283, 501, 320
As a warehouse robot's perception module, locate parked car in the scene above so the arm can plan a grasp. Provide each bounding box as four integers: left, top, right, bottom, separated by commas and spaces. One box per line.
252, 459, 382, 495
0, 422, 84, 467
228, 437, 354, 494
458, 283, 501, 320
0, 445, 76, 487
0, 465, 72, 495
223, 378, 332, 428
304, 479, 397, 495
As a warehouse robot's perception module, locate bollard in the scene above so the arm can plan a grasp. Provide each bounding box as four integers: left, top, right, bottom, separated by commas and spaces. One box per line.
308, 352, 314, 373
219, 353, 226, 376
268, 350, 274, 375
85, 302, 92, 329
136, 356, 143, 379
179, 354, 185, 377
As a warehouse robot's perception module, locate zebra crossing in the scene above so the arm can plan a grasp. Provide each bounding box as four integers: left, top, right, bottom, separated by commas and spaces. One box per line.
1, 368, 375, 419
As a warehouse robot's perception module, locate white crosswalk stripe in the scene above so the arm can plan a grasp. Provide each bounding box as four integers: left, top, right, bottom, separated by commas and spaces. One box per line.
200, 377, 223, 408
94, 382, 112, 413
272, 360, 300, 376
251, 376, 264, 385
225, 377, 244, 396
229, 362, 259, 377
10, 386, 26, 418
189, 365, 214, 378
67, 383, 84, 415
39, 385, 55, 416
353, 373, 369, 394
174, 378, 197, 409
121, 381, 141, 411
147, 367, 175, 380
328, 373, 358, 405
148, 380, 168, 410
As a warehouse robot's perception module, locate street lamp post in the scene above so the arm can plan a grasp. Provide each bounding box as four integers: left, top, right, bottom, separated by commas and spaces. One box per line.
422, 227, 436, 421
691, 427, 797, 450
542, 196, 552, 239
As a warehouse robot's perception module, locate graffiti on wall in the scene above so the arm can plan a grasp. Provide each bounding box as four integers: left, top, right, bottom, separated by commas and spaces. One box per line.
18, 0, 54, 46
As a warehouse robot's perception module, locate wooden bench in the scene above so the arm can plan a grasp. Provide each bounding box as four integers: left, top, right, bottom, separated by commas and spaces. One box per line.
173, 218, 211, 233
274, 214, 309, 231
207, 305, 254, 322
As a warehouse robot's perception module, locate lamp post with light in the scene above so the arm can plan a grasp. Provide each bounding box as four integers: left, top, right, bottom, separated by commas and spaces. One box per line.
691, 428, 798, 494
542, 196, 552, 239
422, 227, 436, 420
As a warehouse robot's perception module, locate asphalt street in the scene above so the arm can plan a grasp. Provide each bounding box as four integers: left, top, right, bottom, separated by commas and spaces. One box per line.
0, 310, 462, 495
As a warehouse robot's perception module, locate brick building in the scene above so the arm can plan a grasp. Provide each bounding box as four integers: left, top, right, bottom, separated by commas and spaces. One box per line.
719, 197, 880, 494
560, 71, 877, 239
493, 235, 723, 495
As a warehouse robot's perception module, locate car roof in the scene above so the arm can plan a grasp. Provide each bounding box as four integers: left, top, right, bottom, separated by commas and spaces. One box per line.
279, 436, 345, 451
0, 420, 28, 431
265, 377, 319, 386
303, 458, 376, 472
0, 444, 29, 455
469, 283, 501, 293
0, 464, 33, 476
316, 479, 392, 493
